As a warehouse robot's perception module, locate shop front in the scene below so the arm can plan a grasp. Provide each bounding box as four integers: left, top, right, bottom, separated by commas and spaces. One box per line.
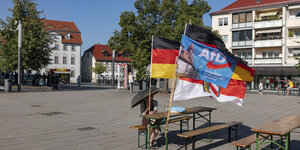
50, 69, 70, 83
251, 66, 300, 90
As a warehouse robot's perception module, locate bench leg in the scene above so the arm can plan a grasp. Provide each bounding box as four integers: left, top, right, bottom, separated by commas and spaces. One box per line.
138, 130, 140, 147
228, 127, 231, 142
185, 138, 188, 150
192, 137, 196, 150
180, 120, 183, 133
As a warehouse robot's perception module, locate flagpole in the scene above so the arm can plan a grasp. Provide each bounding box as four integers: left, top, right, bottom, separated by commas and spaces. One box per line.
148, 35, 154, 113
164, 23, 188, 150
164, 57, 178, 150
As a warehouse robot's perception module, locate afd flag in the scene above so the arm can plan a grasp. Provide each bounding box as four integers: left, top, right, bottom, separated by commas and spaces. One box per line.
177, 35, 237, 88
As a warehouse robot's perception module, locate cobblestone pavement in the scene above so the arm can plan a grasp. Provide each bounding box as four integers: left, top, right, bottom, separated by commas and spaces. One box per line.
0, 88, 299, 150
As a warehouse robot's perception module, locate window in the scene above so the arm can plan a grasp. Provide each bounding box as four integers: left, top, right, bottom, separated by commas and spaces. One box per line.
219, 18, 228, 26
233, 12, 252, 23
296, 11, 300, 17
232, 30, 252, 41
262, 50, 280, 58
221, 35, 228, 42
237, 51, 252, 59
246, 12, 253, 22
239, 13, 246, 23
54, 56, 59, 64
71, 57, 75, 65
71, 46, 75, 51
233, 14, 239, 24
63, 45, 67, 51
289, 48, 300, 56
71, 71, 75, 77
63, 56, 67, 64
54, 44, 58, 50
65, 33, 70, 40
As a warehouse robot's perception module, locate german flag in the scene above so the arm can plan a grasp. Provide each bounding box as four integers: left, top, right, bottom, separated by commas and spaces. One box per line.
151, 36, 180, 78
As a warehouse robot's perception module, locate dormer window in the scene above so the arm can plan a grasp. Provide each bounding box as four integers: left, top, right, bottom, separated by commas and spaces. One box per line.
65, 33, 71, 40
103, 50, 110, 57
61, 26, 69, 29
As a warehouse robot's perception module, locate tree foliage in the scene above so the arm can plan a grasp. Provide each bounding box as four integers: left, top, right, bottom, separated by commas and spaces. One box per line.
108, 0, 211, 80
0, 0, 52, 72
90, 62, 107, 77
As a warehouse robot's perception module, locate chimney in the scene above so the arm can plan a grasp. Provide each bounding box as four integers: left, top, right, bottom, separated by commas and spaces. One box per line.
257, 0, 261, 3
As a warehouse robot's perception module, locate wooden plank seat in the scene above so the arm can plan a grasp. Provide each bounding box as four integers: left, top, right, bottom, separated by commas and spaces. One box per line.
168, 116, 192, 133
177, 121, 242, 150
130, 125, 148, 149
232, 133, 270, 150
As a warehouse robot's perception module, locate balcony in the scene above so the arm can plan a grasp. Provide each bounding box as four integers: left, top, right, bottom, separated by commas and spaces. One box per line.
254, 19, 282, 29
254, 58, 282, 64
287, 19, 300, 29
287, 37, 300, 47
244, 59, 253, 64
232, 40, 252, 48
232, 22, 253, 29
254, 39, 282, 47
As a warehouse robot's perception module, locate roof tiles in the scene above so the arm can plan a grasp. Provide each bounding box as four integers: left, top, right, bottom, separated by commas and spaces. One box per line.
210, 0, 300, 15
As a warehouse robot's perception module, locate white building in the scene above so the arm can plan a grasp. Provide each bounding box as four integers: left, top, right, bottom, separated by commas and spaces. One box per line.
41, 19, 82, 83
81, 44, 133, 88
211, 0, 300, 90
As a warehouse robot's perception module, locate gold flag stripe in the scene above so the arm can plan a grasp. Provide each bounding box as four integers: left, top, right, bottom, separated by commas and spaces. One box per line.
151, 63, 176, 79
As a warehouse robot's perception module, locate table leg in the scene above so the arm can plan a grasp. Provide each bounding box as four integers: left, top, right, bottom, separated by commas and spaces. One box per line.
209, 111, 211, 142
285, 132, 290, 150
193, 113, 195, 130
256, 133, 259, 150
270, 135, 273, 149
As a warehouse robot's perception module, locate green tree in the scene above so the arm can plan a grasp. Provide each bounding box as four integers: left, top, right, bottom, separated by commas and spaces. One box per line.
90, 62, 106, 83
109, 0, 211, 81
0, 0, 52, 72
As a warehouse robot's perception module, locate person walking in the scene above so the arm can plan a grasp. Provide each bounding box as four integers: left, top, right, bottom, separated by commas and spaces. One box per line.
77, 75, 81, 87
286, 80, 294, 96
258, 80, 263, 96
128, 72, 134, 93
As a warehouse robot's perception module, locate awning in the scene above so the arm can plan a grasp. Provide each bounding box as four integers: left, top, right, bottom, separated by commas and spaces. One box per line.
256, 29, 281, 34
288, 5, 300, 10
259, 11, 278, 18
54, 71, 70, 74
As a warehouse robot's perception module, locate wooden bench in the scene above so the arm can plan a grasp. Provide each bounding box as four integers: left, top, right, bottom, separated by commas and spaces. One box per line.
232, 133, 270, 150
169, 116, 192, 133
177, 121, 242, 150
130, 125, 148, 149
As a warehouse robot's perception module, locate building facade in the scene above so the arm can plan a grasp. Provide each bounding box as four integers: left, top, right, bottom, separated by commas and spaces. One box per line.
211, 0, 300, 90
81, 44, 133, 88
41, 19, 82, 83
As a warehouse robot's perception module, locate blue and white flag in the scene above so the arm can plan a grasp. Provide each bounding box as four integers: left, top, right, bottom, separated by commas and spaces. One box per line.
177, 35, 237, 88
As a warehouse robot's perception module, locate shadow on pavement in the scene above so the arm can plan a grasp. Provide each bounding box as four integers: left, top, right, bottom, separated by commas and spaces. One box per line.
154, 123, 252, 150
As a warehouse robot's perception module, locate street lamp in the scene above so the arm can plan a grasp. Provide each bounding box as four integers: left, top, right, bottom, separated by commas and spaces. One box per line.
17, 0, 25, 92
112, 50, 115, 89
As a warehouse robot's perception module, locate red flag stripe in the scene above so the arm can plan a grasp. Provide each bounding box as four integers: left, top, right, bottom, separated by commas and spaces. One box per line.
152, 49, 179, 64
179, 77, 204, 84
219, 80, 246, 99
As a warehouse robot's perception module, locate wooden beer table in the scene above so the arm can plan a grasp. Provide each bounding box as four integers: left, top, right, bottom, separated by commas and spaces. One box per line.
251, 114, 300, 150
141, 106, 217, 150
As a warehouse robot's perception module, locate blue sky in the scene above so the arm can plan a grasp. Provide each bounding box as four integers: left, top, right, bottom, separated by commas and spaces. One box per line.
0, 0, 236, 54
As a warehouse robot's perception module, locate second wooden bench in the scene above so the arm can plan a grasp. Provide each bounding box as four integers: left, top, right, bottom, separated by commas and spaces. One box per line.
177, 121, 242, 150
232, 133, 270, 150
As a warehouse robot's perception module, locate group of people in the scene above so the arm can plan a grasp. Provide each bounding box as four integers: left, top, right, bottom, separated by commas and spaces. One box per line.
258, 79, 295, 96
